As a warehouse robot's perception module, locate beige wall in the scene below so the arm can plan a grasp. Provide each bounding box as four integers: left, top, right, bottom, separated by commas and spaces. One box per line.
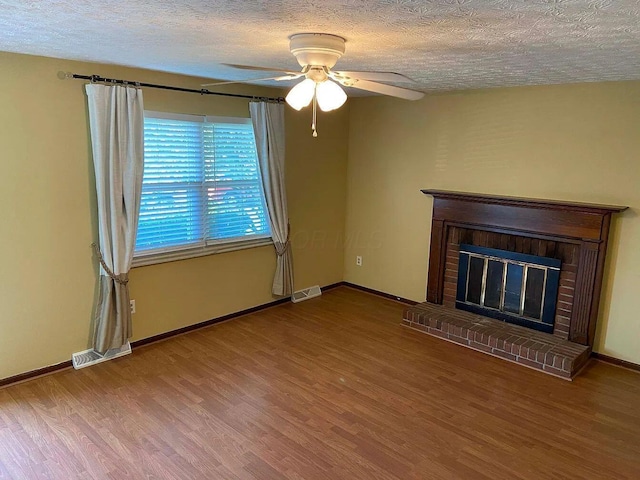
0, 52, 348, 380
345, 81, 640, 363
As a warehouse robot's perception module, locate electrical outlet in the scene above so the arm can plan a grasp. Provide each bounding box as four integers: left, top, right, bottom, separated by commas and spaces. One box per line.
130, 300, 136, 314
356, 255, 363, 266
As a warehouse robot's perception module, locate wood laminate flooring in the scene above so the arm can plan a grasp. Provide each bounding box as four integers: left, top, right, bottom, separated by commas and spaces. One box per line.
0, 286, 639, 479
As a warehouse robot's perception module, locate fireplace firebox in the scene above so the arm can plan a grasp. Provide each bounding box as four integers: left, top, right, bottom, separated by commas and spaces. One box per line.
456, 244, 560, 333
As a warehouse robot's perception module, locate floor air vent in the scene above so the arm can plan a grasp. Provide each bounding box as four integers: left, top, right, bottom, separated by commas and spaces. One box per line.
72, 342, 132, 369
291, 285, 322, 303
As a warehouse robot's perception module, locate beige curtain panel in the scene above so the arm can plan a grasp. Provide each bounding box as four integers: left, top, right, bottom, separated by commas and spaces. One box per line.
250, 101, 293, 296
86, 84, 144, 354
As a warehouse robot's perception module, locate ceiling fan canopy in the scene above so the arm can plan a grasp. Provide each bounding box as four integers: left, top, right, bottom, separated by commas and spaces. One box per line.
289, 33, 345, 69
202, 33, 425, 136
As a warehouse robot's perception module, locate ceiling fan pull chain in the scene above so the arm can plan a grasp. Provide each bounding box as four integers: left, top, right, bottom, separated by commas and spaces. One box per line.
312, 91, 318, 138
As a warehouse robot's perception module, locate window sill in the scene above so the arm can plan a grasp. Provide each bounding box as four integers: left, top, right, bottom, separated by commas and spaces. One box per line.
131, 237, 273, 268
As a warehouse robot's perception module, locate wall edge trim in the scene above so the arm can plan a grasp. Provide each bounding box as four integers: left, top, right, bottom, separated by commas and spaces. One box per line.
0, 361, 73, 389
591, 352, 640, 373
342, 282, 419, 305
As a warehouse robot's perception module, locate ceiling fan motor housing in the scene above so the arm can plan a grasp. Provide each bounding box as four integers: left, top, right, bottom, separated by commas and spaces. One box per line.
289, 33, 346, 68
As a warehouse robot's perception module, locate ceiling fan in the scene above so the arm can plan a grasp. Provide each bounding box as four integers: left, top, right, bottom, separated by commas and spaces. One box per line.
203, 33, 425, 136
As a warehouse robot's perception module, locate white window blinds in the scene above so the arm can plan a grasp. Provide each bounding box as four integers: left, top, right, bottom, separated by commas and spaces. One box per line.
205, 123, 271, 241
135, 112, 270, 260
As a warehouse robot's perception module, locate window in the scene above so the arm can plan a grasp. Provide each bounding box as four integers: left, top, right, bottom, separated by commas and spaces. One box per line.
133, 111, 271, 266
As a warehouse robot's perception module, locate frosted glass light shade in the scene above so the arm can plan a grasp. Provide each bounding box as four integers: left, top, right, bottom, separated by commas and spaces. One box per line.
285, 79, 316, 111
316, 80, 347, 112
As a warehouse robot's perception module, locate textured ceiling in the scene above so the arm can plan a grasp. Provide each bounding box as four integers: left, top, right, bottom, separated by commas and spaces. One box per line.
1, 1, 639, 93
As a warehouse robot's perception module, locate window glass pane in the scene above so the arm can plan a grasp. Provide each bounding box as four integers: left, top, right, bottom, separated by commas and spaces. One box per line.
204, 123, 270, 242
143, 118, 203, 183
484, 260, 504, 309
207, 183, 271, 240
136, 115, 270, 256
524, 267, 545, 319
504, 263, 524, 314
137, 186, 204, 251
136, 117, 204, 252
204, 124, 261, 183
466, 256, 485, 305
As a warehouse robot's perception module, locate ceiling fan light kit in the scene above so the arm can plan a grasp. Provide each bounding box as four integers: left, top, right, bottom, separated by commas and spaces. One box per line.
210, 33, 425, 137
315, 80, 347, 112
286, 77, 347, 112
285, 78, 316, 110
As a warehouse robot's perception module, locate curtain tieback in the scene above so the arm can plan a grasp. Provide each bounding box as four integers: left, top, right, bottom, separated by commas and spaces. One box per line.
274, 240, 290, 257
91, 243, 129, 285
274, 222, 291, 257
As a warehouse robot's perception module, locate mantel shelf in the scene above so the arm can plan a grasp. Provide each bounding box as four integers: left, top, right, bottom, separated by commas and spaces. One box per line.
421, 190, 627, 215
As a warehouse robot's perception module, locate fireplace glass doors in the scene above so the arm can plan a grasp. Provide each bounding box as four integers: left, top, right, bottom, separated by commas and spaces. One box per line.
456, 244, 561, 333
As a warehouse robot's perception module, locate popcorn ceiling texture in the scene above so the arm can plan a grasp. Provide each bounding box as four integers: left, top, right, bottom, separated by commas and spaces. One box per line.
1, 0, 639, 92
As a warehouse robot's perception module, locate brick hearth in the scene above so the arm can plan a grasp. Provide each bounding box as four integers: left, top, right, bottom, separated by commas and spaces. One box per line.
402, 302, 591, 379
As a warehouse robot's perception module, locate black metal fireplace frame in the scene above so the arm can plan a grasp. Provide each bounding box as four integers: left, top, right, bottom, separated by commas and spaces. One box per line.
456, 244, 561, 333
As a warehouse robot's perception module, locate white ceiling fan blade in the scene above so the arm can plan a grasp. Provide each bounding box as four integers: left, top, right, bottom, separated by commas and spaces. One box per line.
201, 73, 303, 87
222, 63, 301, 75
332, 70, 416, 84
346, 79, 425, 101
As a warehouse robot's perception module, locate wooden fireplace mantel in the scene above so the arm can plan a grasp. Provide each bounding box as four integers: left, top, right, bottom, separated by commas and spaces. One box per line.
422, 189, 627, 346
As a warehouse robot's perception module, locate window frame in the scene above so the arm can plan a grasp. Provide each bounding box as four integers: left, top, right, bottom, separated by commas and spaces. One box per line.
132, 111, 272, 268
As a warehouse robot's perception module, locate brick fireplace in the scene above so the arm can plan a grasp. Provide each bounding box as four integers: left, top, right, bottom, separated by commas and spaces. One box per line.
402, 190, 626, 379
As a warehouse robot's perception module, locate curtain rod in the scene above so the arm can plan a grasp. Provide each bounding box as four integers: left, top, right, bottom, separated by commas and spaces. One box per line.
59, 71, 285, 102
